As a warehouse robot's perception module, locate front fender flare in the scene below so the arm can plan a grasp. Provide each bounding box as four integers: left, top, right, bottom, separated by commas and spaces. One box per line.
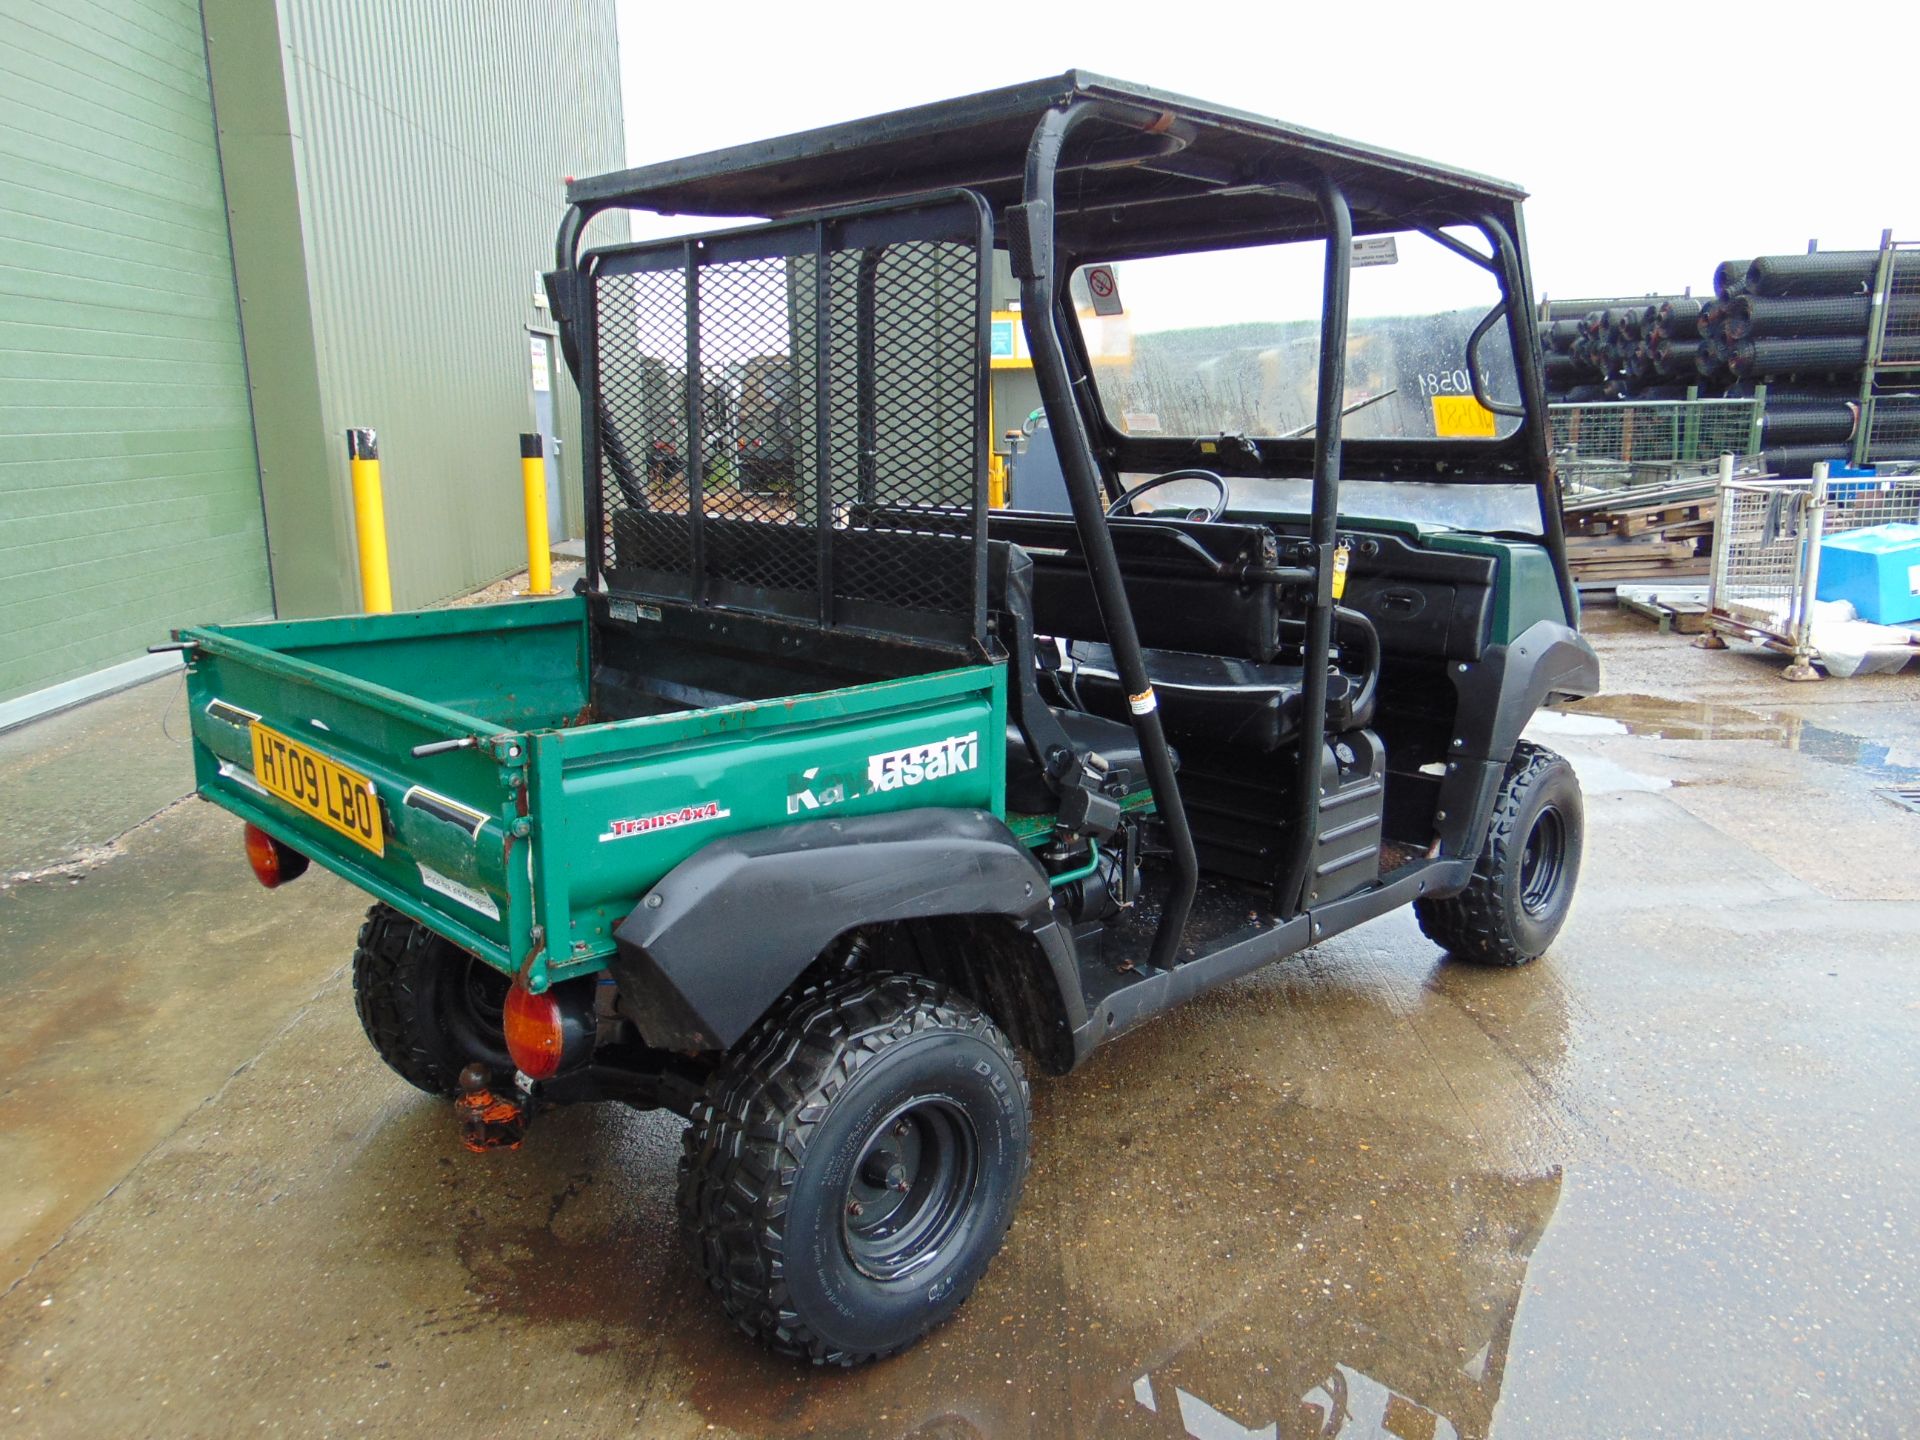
1435, 620, 1600, 862
609, 807, 1056, 1052
1464, 619, 1602, 764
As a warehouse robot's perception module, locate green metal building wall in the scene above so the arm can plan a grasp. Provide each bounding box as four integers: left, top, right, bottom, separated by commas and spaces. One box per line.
0, 0, 272, 705
1, 0, 623, 711
204, 0, 624, 617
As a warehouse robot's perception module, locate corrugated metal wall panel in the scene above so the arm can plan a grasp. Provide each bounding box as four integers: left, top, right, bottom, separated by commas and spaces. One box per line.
271, 0, 623, 612
0, 0, 271, 702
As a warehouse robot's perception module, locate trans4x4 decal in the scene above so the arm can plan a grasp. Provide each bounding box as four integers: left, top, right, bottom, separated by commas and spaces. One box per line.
599, 800, 731, 842
867, 732, 979, 794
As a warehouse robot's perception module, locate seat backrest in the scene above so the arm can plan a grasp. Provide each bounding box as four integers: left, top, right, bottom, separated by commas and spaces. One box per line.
989, 512, 1281, 662
986, 541, 1074, 765
1028, 559, 1280, 661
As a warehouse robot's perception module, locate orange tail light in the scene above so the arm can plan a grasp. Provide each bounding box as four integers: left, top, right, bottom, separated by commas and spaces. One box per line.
504, 984, 566, 1079
243, 823, 309, 888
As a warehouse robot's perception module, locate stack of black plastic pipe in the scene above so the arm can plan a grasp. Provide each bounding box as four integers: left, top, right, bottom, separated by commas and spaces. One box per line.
1542, 249, 1920, 471
1540, 296, 1696, 399
1543, 253, 1901, 400
1693, 251, 1920, 471
1696, 252, 1884, 386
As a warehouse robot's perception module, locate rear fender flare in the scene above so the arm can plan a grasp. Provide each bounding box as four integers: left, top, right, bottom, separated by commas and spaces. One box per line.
609, 808, 1066, 1052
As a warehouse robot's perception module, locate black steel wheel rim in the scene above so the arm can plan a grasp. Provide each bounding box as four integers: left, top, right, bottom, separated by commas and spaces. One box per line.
841, 1097, 980, 1282
443, 956, 511, 1059
1519, 805, 1568, 917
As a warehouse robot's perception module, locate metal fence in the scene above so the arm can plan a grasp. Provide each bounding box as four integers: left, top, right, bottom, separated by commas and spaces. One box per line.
1705, 466, 1920, 673
1550, 398, 1760, 492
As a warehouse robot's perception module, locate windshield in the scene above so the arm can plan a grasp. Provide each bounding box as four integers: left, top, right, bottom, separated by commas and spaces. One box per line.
1071, 228, 1522, 443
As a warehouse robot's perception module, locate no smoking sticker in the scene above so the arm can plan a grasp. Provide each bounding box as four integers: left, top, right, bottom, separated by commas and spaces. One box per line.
1084, 264, 1123, 316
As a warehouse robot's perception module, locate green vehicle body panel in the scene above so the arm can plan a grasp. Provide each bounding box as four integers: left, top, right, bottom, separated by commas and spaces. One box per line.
181, 597, 1005, 992
1305, 513, 1572, 643
1422, 531, 1573, 641
181, 524, 1548, 995
214, 599, 594, 729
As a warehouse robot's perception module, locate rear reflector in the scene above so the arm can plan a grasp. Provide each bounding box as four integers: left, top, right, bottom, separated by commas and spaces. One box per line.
504, 984, 565, 1079
243, 823, 310, 888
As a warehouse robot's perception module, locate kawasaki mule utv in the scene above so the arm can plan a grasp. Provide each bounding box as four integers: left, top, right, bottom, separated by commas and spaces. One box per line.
170, 73, 1597, 1365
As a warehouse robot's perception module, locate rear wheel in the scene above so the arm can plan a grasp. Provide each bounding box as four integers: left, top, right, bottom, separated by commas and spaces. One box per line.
678, 973, 1030, 1365
1416, 741, 1583, 967
351, 903, 513, 1096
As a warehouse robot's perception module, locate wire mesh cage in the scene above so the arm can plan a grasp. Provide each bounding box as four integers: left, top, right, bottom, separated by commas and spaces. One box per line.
1707, 469, 1920, 665
1862, 394, 1920, 464
1708, 480, 1819, 640
1872, 245, 1920, 370
584, 197, 990, 649
1549, 399, 1758, 493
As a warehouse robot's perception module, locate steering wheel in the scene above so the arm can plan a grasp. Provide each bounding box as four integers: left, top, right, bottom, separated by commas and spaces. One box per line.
1104, 468, 1230, 523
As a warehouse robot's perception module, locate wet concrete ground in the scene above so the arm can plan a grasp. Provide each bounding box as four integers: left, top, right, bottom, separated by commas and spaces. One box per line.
3, 612, 1918, 1438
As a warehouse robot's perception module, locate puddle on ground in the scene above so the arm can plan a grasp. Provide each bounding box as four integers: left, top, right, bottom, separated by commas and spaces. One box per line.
1544, 694, 1920, 785
4, 805, 1598, 1439
411, 987, 1574, 1440
1524, 711, 1670, 793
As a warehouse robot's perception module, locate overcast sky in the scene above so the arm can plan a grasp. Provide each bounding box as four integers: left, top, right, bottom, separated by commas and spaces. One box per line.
614, 0, 1915, 307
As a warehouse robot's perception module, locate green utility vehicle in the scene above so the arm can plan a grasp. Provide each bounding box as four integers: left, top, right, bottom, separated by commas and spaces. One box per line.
171, 74, 1597, 1366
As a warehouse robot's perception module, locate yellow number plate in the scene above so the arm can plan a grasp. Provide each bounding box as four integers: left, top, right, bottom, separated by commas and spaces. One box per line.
249, 723, 384, 856
1431, 394, 1498, 437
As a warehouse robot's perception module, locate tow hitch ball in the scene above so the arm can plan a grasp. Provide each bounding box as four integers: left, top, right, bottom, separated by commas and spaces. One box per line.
453, 978, 593, 1151
456, 1064, 531, 1152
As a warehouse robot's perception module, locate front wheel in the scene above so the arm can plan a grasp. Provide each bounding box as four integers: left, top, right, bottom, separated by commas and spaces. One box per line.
1416, 741, 1583, 967
678, 974, 1030, 1365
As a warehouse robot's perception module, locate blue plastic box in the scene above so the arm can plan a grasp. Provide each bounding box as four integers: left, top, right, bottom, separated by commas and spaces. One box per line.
1816, 523, 1920, 624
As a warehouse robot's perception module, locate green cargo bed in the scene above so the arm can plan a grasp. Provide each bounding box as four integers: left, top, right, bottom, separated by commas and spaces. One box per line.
182, 597, 1006, 989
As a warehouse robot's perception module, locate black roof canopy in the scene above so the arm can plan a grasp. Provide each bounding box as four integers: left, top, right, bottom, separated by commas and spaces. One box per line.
568, 72, 1527, 257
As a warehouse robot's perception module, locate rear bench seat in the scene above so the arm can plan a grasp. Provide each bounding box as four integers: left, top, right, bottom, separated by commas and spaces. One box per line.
1068, 640, 1372, 753
992, 513, 1375, 755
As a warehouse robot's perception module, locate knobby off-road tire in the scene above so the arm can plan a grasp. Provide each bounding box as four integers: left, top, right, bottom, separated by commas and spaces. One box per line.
678, 973, 1030, 1366
1416, 741, 1583, 967
351, 903, 513, 1097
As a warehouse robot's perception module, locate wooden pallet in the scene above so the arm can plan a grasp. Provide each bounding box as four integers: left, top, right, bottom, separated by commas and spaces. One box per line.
1562, 479, 1719, 591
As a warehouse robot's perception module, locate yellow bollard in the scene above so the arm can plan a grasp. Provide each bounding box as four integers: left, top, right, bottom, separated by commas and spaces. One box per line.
519, 433, 554, 596
346, 429, 393, 613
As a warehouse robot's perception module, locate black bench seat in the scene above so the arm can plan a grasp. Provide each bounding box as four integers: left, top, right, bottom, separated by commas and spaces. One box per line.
1070, 642, 1373, 754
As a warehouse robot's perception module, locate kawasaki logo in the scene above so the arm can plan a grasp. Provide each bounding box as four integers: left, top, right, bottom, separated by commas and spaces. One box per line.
787, 763, 860, 816
867, 732, 979, 794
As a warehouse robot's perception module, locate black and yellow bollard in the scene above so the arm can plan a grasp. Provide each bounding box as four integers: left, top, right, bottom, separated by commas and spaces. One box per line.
346, 428, 393, 613
519, 433, 554, 596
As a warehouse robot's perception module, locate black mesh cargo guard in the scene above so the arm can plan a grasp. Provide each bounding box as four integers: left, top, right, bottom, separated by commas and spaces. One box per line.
578, 194, 992, 652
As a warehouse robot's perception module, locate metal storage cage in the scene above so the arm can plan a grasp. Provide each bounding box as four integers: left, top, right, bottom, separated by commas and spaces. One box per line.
1702, 463, 1920, 677
1854, 235, 1920, 467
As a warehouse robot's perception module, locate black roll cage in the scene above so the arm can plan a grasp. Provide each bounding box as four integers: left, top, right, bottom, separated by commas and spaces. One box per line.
547, 78, 1576, 974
